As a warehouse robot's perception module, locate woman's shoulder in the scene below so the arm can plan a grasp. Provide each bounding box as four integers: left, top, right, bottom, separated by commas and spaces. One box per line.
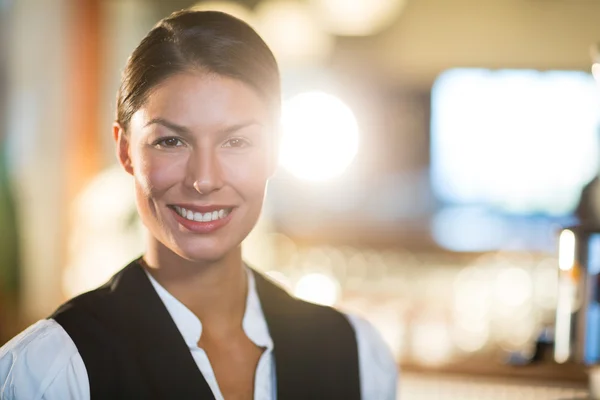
345, 313, 397, 368
344, 313, 399, 400
0, 319, 89, 400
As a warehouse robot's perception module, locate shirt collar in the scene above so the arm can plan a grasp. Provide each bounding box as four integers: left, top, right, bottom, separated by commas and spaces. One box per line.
144, 268, 273, 351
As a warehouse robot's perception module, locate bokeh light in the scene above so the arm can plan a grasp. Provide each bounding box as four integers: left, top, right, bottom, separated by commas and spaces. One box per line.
310, 0, 407, 36
453, 322, 490, 353
294, 272, 340, 306
559, 229, 576, 271
493, 267, 532, 308
453, 266, 492, 352
254, 0, 333, 65
279, 91, 359, 181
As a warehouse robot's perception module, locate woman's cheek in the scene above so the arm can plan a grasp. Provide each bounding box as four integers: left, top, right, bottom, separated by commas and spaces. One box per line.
136, 151, 186, 195
223, 152, 270, 193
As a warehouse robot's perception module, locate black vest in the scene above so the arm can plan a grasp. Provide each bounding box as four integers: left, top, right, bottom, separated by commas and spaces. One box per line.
51, 259, 360, 399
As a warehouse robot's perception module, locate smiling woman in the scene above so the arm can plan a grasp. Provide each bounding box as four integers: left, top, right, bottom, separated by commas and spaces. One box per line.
0, 10, 397, 400
120, 72, 274, 264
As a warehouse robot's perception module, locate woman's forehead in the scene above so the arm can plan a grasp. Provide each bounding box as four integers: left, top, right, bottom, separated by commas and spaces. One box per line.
134, 72, 270, 130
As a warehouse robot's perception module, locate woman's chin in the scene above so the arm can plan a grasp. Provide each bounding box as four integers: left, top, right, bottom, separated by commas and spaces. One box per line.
152, 222, 246, 264
172, 243, 231, 264
177, 251, 224, 264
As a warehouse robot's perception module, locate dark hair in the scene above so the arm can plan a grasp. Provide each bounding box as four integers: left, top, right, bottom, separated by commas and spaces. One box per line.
116, 10, 281, 131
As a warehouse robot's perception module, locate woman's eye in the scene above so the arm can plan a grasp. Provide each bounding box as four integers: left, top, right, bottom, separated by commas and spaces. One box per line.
223, 138, 250, 148
155, 137, 184, 148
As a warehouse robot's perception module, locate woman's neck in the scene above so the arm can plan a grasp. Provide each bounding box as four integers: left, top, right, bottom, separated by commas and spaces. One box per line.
142, 241, 247, 337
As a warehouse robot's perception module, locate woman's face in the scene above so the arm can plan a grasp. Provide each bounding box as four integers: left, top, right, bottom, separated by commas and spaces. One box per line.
115, 72, 275, 263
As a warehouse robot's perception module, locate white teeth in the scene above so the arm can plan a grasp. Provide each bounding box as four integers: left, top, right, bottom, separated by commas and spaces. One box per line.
174, 206, 231, 222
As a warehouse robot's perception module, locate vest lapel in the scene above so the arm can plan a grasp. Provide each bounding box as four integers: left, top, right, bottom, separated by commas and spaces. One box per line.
56, 259, 359, 399
110, 261, 215, 399
253, 270, 361, 400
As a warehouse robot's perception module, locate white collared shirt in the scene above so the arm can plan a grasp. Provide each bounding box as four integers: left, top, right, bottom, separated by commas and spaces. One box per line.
0, 270, 398, 400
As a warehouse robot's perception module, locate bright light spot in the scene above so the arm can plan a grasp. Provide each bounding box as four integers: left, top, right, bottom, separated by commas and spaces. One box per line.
255, 0, 333, 65
494, 268, 532, 308
555, 279, 577, 363
294, 272, 340, 306
559, 229, 576, 271
280, 91, 359, 181
432, 69, 600, 216
310, 0, 407, 36
190, 1, 256, 25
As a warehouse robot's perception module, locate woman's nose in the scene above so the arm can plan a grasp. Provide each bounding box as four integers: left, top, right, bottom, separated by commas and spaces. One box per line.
188, 148, 224, 195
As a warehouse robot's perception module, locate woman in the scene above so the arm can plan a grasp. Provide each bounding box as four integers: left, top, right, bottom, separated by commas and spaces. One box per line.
0, 10, 397, 400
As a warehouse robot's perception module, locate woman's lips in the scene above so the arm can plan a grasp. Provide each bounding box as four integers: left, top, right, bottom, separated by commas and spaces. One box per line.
170, 205, 234, 234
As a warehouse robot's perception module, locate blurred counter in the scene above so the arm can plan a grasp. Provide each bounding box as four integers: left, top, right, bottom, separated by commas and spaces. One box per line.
399, 371, 589, 400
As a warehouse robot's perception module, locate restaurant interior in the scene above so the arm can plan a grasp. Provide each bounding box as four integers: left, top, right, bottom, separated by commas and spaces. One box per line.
2, 0, 600, 398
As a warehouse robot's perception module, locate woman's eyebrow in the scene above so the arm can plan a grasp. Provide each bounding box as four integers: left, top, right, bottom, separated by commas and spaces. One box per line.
144, 118, 191, 135
144, 117, 263, 137
218, 120, 263, 135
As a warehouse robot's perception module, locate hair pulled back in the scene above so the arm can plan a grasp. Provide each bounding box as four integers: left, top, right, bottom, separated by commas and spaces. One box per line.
116, 10, 281, 131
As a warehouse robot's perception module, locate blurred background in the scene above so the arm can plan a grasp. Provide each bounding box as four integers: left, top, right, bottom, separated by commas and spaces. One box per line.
3, 0, 600, 398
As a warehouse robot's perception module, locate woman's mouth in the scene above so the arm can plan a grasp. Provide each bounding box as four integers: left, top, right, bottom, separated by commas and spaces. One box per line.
172, 205, 233, 222
168, 204, 235, 234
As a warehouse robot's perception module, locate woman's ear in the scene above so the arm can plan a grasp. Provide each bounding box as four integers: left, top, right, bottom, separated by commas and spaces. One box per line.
113, 122, 134, 175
